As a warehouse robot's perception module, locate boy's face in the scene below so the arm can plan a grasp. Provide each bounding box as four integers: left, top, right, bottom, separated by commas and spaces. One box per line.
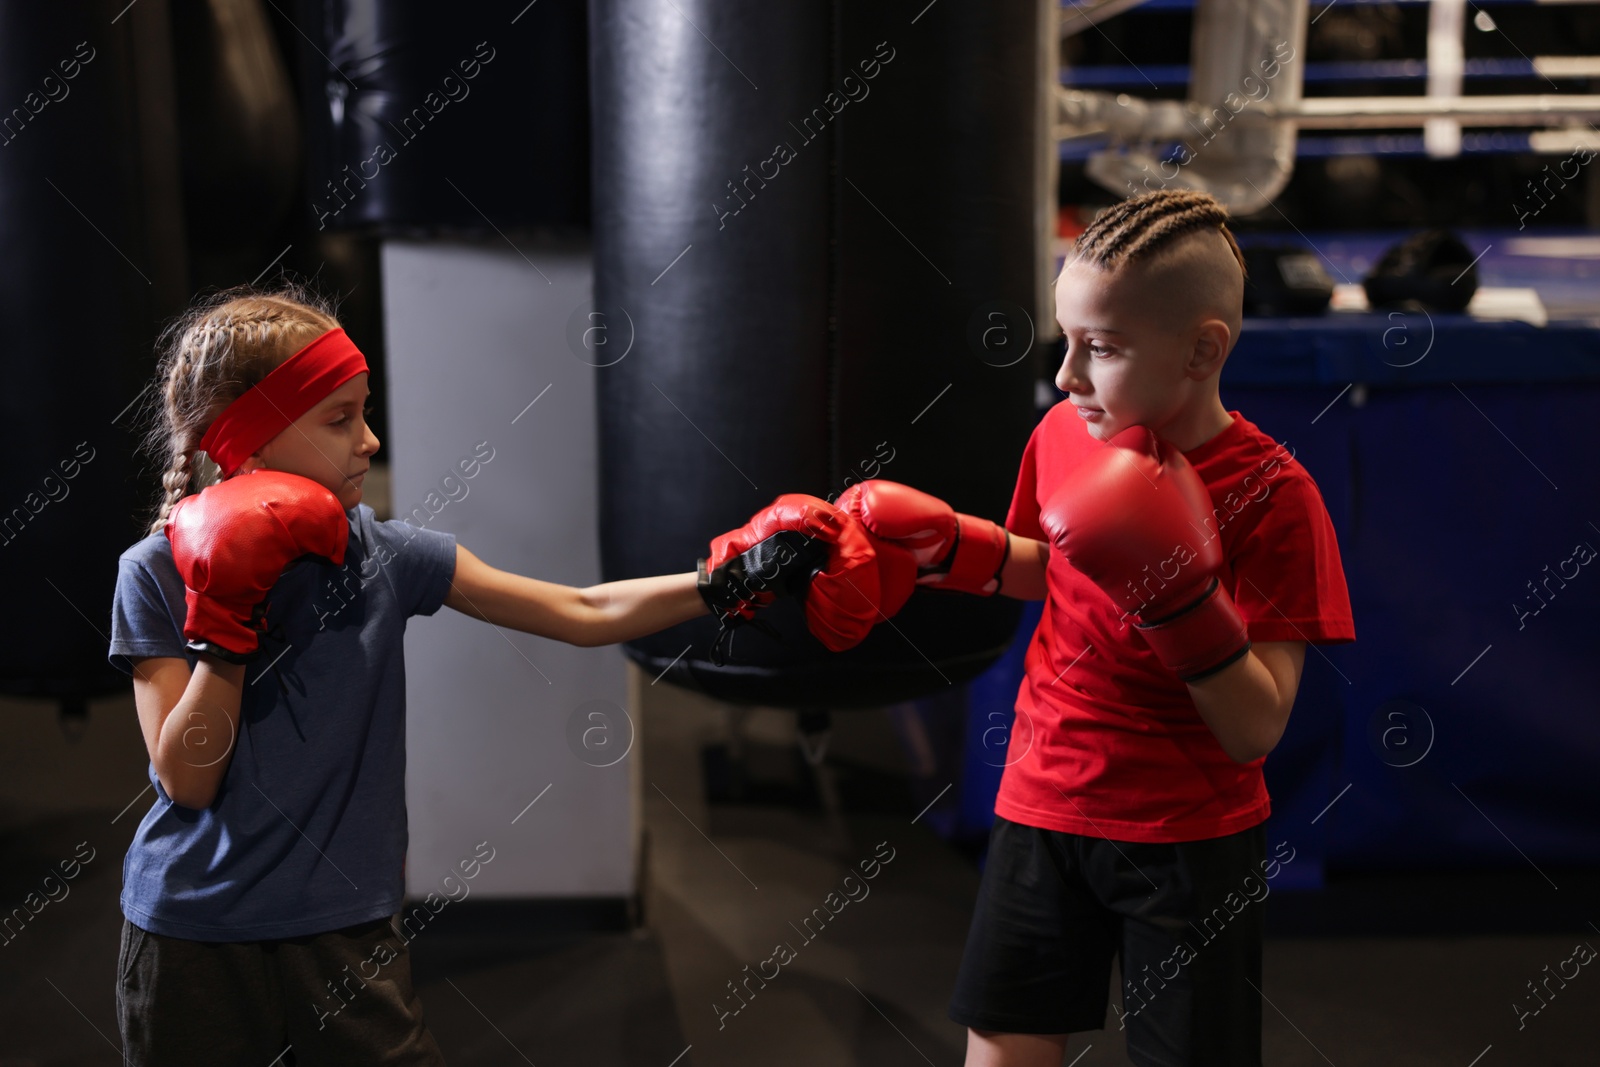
1051, 259, 1210, 443
235, 373, 379, 510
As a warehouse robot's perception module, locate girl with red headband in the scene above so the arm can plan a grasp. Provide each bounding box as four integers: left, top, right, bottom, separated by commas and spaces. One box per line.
107, 283, 884, 1065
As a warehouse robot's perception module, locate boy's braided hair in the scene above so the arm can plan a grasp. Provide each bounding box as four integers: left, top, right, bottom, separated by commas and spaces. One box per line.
138, 283, 340, 537
1071, 190, 1248, 279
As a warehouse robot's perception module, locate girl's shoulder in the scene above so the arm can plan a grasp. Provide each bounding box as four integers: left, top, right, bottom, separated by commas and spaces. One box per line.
119, 529, 175, 575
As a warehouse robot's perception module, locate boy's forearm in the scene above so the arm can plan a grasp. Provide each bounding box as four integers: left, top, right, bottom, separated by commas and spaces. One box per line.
1186, 650, 1289, 764
998, 534, 1050, 600
577, 571, 708, 646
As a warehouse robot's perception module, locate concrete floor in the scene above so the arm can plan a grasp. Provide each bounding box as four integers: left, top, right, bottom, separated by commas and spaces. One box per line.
0, 671, 1596, 1065
633, 676, 1600, 1067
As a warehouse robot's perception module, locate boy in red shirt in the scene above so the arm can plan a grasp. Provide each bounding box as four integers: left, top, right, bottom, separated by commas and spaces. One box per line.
838, 189, 1356, 1065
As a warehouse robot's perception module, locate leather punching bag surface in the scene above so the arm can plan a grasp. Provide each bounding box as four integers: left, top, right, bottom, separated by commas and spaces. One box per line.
592, 1, 1045, 707
0, 1, 188, 707
170, 0, 301, 282
298, 0, 589, 233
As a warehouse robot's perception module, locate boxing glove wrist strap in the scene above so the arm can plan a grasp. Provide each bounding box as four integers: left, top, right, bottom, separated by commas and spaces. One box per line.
929, 516, 1010, 596
1134, 577, 1252, 683
181, 591, 268, 663
698, 557, 765, 622
186, 639, 258, 665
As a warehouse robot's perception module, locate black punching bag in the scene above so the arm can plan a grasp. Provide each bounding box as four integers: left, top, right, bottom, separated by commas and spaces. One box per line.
592, 1, 1046, 707
169, 0, 302, 284
0, 1, 187, 713
296, 0, 589, 233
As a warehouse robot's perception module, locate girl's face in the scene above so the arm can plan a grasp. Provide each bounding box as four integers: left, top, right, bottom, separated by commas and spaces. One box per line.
1052, 261, 1196, 443
236, 373, 378, 510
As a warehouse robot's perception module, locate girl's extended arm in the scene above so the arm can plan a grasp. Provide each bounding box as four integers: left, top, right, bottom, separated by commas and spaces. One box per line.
130, 654, 247, 810
442, 543, 709, 646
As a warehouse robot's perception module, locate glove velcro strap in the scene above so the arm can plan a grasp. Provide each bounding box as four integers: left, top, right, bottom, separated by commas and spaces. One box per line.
184, 639, 259, 665
697, 559, 758, 622
183, 590, 264, 662
1134, 577, 1252, 683
939, 516, 1009, 596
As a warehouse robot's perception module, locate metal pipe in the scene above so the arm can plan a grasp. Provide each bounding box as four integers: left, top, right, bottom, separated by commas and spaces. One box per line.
1058, 87, 1600, 134
1059, 0, 1156, 38
1260, 94, 1600, 125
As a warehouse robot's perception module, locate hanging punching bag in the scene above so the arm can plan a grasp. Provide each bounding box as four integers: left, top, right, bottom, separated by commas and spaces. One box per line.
169, 0, 302, 284
297, 0, 589, 233
592, 1, 1047, 707
0, 0, 188, 715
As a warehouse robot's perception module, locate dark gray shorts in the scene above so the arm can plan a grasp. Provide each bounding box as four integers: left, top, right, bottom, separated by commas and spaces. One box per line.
116, 913, 445, 1066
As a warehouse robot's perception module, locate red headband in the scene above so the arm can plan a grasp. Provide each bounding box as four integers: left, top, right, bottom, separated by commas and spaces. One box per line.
199, 327, 369, 477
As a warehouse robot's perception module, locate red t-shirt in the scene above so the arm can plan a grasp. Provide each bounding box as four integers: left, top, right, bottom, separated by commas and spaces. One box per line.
994, 405, 1356, 843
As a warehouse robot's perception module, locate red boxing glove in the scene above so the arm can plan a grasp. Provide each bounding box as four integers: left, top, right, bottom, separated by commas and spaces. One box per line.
805, 512, 918, 652
1039, 425, 1250, 682
698, 493, 914, 660
819, 489, 921, 633
837, 480, 1010, 596
699, 495, 870, 661
166, 469, 350, 663
699, 494, 840, 625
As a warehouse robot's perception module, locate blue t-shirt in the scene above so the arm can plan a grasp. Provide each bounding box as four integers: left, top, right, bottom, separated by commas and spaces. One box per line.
107, 503, 457, 941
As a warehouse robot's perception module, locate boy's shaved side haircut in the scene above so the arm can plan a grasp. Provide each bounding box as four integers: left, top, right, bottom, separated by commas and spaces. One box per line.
1072, 190, 1248, 280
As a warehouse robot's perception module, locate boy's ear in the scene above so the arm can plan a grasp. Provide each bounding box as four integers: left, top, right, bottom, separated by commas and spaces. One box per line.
1188, 319, 1232, 378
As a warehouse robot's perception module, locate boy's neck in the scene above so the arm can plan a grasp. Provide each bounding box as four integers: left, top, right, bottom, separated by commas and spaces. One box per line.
1162, 398, 1235, 454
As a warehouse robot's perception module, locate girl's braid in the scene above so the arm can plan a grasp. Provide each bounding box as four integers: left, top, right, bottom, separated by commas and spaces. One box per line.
141, 288, 338, 536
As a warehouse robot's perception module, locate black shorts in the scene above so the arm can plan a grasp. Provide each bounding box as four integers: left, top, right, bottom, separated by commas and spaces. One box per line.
949, 815, 1267, 1067
116, 914, 445, 1067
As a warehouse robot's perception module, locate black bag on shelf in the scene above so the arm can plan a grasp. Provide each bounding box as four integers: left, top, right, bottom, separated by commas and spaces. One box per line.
1241, 245, 1335, 317
1363, 229, 1480, 313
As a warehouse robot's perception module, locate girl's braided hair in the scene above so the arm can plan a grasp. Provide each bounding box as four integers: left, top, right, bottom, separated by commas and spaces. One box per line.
1071, 190, 1248, 279
137, 282, 340, 537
